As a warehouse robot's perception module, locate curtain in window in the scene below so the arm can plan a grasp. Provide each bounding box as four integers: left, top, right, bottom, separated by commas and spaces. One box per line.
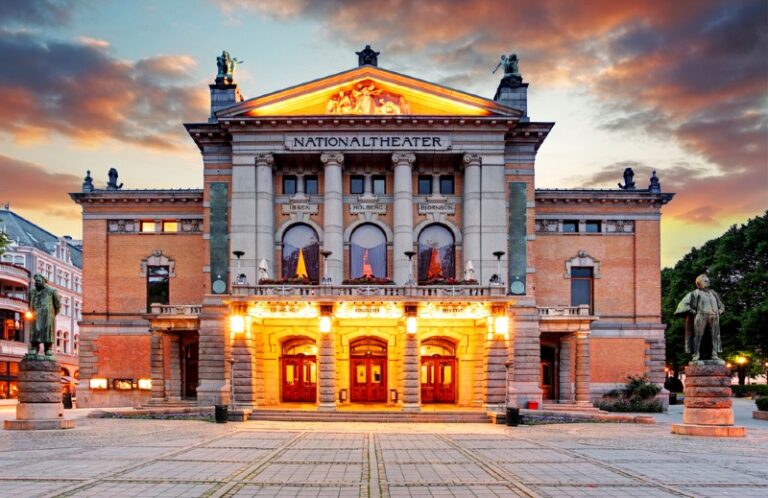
349, 224, 387, 279
282, 225, 320, 281
417, 225, 455, 281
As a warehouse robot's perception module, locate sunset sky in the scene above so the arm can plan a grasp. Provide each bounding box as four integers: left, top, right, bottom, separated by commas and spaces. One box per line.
0, 0, 766, 267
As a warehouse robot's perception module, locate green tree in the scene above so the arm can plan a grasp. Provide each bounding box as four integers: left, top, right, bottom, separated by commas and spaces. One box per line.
0, 231, 9, 256
662, 212, 768, 377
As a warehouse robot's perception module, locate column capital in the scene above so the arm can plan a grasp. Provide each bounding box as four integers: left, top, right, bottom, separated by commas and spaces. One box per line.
320, 152, 344, 167
462, 153, 482, 167
391, 151, 416, 166
255, 153, 274, 167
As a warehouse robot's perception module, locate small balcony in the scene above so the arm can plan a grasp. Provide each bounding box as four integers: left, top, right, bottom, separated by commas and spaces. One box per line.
232, 284, 507, 299
148, 304, 202, 316
537, 305, 592, 317
0, 295, 29, 313
0, 262, 30, 287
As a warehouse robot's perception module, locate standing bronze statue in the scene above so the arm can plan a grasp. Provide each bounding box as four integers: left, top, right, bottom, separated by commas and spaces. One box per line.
28, 274, 61, 357
674, 274, 725, 361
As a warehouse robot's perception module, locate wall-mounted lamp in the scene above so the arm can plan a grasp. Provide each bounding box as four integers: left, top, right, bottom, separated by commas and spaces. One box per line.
404, 251, 416, 285
390, 389, 398, 403
321, 250, 333, 285
229, 302, 247, 335
492, 304, 509, 338
232, 250, 247, 286
339, 388, 348, 402
405, 304, 418, 334
319, 304, 333, 333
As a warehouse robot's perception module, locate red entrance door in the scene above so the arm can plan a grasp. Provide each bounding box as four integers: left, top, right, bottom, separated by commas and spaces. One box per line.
421, 356, 456, 403
350, 357, 387, 402
281, 354, 317, 402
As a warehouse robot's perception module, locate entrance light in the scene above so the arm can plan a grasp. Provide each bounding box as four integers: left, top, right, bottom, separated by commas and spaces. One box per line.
319, 316, 332, 333
494, 316, 509, 337
229, 314, 245, 334
406, 316, 418, 334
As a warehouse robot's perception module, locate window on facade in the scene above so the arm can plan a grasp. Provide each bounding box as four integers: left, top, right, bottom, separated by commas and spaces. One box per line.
63, 272, 70, 289
1, 310, 24, 342
281, 224, 320, 282
440, 176, 455, 195
56, 330, 62, 352
140, 221, 156, 233
304, 175, 319, 195
62, 297, 70, 317
418, 224, 455, 282
372, 175, 386, 195
562, 220, 579, 233
418, 176, 432, 195
350, 224, 387, 279
350, 175, 364, 194
63, 332, 70, 354
74, 278, 81, 292
585, 221, 601, 233
74, 301, 81, 320
570, 267, 594, 313
163, 221, 178, 232
147, 265, 170, 310
45, 264, 53, 281
0, 361, 20, 400
73, 334, 79, 354
282, 175, 297, 195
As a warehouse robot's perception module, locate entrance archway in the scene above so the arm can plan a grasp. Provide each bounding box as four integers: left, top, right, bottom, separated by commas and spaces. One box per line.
281, 337, 317, 402
349, 337, 387, 402
420, 338, 457, 403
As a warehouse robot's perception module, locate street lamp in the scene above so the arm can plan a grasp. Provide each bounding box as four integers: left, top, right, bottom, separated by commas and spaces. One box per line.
321, 250, 333, 285
404, 251, 416, 285
232, 250, 247, 286
492, 251, 505, 287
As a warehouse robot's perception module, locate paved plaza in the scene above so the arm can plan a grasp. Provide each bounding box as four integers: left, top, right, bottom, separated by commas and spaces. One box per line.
0, 404, 766, 498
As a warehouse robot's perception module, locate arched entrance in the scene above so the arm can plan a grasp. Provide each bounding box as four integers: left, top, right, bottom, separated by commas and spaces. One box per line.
281, 337, 317, 402
349, 337, 387, 402
420, 338, 457, 403
540, 345, 557, 401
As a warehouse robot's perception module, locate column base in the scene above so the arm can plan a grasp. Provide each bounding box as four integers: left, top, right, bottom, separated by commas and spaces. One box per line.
5, 418, 75, 430
401, 403, 420, 413
671, 423, 746, 438
318, 402, 337, 412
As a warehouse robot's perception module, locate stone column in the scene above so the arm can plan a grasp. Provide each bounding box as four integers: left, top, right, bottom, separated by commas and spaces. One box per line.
317, 330, 337, 411
431, 174, 440, 196
255, 153, 275, 278
401, 330, 420, 411
559, 337, 574, 403
321, 153, 344, 284
168, 335, 182, 400
232, 330, 256, 408
508, 307, 542, 407
197, 300, 230, 406
392, 152, 416, 284
462, 153, 482, 277
575, 331, 591, 405
484, 334, 508, 408
364, 174, 373, 196
149, 330, 165, 404
231, 154, 257, 284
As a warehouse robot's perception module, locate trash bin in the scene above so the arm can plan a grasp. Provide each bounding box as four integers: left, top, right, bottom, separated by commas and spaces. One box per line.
506, 407, 520, 427
62, 393, 73, 409
214, 404, 228, 423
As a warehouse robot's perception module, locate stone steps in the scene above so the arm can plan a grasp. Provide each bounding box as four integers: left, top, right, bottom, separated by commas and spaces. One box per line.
541, 403, 602, 413
248, 409, 492, 423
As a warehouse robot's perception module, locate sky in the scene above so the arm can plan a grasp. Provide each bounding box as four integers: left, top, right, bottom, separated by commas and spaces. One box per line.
0, 0, 766, 267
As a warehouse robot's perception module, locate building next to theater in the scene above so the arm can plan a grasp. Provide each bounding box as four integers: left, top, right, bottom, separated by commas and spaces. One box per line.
70, 47, 673, 412
0, 207, 82, 404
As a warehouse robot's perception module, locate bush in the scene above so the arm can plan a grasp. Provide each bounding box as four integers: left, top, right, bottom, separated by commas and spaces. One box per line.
595, 375, 663, 413
756, 397, 768, 411
731, 385, 768, 398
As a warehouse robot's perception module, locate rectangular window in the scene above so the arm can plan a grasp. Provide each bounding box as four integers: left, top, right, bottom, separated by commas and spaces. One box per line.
585, 221, 601, 233
571, 267, 594, 314
147, 265, 170, 310
350, 175, 364, 194
439, 176, 454, 195
418, 176, 432, 195
162, 221, 178, 233
140, 221, 156, 233
304, 175, 319, 195
372, 175, 386, 195
562, 220, 579, 233
282, 175, 297, 195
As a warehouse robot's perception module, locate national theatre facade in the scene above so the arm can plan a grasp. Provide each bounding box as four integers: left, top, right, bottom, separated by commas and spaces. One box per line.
71, 48, 673, 413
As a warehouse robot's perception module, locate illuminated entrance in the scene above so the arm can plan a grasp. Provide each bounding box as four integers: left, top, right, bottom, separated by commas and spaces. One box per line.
420, 338, 457, 403
349, 337, 387, 402
281, 338, 317, 402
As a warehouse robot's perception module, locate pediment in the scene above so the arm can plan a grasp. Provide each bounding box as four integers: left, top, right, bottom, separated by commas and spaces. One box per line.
217, 66, 519, 118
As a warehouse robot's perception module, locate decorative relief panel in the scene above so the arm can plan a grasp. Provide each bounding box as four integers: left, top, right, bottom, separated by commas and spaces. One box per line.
107, 220, 138, 233
180, 219, 203, 232
326, 80, 410, 115
604, 220, 634, 233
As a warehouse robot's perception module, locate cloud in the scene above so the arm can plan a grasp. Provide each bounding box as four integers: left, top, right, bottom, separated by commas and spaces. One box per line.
0, 30, 208, 150
0, 0, 75, 27
0, 154, 81, 219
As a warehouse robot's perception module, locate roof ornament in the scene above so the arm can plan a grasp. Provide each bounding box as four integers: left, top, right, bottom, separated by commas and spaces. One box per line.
82, 170, 94, 192
107, 168, 123, 190
493, 53, 522, 83
648, 171, 661, 193
215, 50, 243, 85
618, 167, 636, 190
356, 45, 380, 67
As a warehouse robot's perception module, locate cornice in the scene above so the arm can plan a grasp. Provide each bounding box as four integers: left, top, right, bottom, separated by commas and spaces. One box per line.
535, 189, 675, 206
70, 189, 204, 205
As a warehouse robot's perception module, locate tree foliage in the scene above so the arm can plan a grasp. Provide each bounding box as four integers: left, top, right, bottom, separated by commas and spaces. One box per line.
662, 211, 768, 375
0, 231, 9, 256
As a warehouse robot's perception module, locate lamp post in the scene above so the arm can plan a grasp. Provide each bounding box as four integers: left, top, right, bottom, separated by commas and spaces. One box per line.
492, 251, 505, 287
404, 251, 416, 285
232, 250, 247, 286
321, 250, 333, 285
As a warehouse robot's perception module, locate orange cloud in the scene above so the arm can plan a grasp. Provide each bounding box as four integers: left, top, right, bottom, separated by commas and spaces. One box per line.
0, 154, 81, 220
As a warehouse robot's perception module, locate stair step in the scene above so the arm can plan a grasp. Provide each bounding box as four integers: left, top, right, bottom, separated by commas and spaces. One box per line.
248, 410, 491, 423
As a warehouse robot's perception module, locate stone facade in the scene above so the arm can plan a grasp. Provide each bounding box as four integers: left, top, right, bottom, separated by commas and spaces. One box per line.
69, 52, 673, 411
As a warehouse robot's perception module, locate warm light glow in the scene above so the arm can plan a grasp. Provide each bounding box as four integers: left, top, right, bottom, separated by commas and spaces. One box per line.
418, 302, 489, 319
24, 311, 33, 320
335, 302, 403, 319
319, 315, 332, 333
735, 356, 747, 365
230, 314, 245, 334
247, 302, 319, 319
137, 378, 152, 390
406, 316, 417, 334
89, 378, 108, 390
726, 363, 732, 368
494, 316, 509, 336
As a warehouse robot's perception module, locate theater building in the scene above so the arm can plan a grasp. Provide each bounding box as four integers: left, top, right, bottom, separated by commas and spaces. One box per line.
71, 48, 673, 412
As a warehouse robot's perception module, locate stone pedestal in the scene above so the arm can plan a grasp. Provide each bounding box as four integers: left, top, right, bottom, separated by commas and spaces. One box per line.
672, 361, 745, 437
4, 356, 75, 430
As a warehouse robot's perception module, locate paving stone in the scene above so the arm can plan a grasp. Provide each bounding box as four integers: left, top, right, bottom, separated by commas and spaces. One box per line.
120, 460, 247, 480
249, 462, 364, 483
66, 481, 217, 497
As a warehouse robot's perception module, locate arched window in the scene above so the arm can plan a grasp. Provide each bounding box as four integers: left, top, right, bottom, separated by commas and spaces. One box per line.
62, 332, 70, 354
418, 224, 455, 282
282, 224, 319, 282
350, 224, 387, 279
73, 334, 79, 355
55, 330, 63, 353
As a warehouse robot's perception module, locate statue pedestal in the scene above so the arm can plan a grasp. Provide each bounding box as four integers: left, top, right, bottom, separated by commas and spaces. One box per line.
672, 361, 745, 437
3, 356, 75, 431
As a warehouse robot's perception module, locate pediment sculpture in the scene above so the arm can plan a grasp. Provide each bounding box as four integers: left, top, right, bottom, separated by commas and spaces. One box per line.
325, 80, 410, 115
